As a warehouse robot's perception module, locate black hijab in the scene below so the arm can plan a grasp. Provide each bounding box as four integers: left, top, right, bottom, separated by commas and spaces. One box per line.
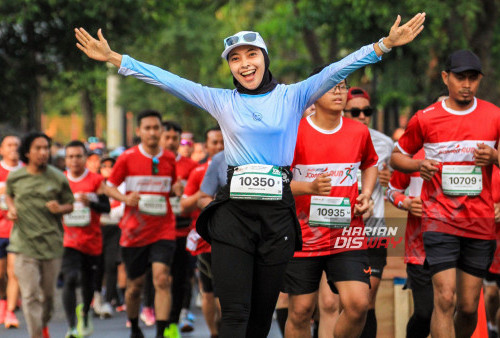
232, 48, 278, 95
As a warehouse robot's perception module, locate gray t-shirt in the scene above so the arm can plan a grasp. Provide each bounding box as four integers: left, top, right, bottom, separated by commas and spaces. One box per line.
365, 128, 394, 235
200, 151, 227, 196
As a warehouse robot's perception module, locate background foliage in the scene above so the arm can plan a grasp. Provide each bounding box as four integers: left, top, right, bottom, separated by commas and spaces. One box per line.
1, 0, 499, 142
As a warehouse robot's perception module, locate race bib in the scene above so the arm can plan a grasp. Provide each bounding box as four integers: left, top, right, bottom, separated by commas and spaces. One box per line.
169, 196, 182, 216
139, 194, 167, 216
309, 196, 351, 228
230, 164, 282, 200
0, 195, 7, 211
186, 229, 201, 252
64, 203, 91, 227
442, 165, 482, 196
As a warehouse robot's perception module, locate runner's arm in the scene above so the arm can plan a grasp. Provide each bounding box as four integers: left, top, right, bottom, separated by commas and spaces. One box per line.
390, 147, 422, 173
197, 191, 214, 209
75, 28, 226, 117
180, 191, 201, 213
290, 173, 331, 196
293, 13, 425, 111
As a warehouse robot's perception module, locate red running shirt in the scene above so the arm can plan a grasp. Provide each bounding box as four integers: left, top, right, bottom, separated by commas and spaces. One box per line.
174, 154, 198, 238
292, 116, 378, 257
388, 149, 425, 265
63, 170, 104, 256
182, 162, 211, 254
489, 166, 500, 274
397, 98, 500, 240
0, 161, 23, 238
108, 145, 177, 247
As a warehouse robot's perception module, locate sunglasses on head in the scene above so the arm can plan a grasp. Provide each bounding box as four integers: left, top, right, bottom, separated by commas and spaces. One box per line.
224, 32, 257, 49
344, 107, 374, 117
152, 157, 159, 175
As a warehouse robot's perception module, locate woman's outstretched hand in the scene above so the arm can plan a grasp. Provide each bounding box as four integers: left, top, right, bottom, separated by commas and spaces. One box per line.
384, 12, 426, 48
75, 28, 122, 67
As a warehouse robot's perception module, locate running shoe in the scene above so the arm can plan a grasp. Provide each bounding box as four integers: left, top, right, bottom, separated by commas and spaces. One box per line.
0, 299, 6, 324
42, 326, 50, 338
76, 303, 94, 337
116, 304, 127, 312
179, 309, 195, 332
65, 327, 80, 338
163, 323, 181, 338
140, 306, 155, 326
4, 310, 19, 328
100, 302, 113, 319
92, 291, 103, 317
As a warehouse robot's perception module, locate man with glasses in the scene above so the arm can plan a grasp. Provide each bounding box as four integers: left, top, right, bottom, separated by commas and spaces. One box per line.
284, 72, 378, 338
105, 110, 178, 338
344, 87, 394, 338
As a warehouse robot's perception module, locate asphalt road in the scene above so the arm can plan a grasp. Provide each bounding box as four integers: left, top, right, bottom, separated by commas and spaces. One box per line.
0, 288, 283, 337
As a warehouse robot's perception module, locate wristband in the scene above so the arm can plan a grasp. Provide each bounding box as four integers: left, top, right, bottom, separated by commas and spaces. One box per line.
378, 37, 392, 53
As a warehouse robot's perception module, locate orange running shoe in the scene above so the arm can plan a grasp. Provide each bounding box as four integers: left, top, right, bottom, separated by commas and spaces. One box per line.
4, 310, 19, 328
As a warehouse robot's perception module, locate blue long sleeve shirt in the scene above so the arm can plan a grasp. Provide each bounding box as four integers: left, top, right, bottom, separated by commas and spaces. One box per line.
118, 44, 381, 167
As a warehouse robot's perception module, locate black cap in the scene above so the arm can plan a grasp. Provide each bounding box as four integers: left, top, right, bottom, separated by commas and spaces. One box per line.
446, 50, 482, 74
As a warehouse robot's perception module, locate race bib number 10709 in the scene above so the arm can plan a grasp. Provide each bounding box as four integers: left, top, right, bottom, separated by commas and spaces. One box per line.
441, 165, 482, 196
230, 164, 282, 200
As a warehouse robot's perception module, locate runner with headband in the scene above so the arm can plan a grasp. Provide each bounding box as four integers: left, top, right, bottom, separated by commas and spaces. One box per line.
75, 13, 425, 337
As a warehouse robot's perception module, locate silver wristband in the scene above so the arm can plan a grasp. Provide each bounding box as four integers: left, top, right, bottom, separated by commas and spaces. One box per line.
378, 37, 392, 53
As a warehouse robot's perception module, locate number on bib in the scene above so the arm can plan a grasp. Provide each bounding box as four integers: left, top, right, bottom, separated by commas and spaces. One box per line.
442, 165, 482, 196
230, 164, 283, 200
309, 196, 351, 228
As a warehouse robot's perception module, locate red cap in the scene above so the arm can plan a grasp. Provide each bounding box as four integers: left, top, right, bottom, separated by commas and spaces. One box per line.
347, 87, 371, 102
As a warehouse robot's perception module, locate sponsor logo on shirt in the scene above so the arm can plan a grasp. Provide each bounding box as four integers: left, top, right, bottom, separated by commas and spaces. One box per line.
293, 163, 361, 187
425, 140, 495, 162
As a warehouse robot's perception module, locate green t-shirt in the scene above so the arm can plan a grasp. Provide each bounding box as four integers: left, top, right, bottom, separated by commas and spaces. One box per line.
6, 165, 74, 259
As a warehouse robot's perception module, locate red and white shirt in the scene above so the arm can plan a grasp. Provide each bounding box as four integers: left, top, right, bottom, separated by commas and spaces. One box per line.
397, 98, 500, 240
292, 116, 378, 257
173, 154, 198, 238
183, 161, 212, 255
0, 161, 23, 238
108, 144, 177, 247
63, 169, 104, 256
489, 166, 500, 274
387, 149, 425, 265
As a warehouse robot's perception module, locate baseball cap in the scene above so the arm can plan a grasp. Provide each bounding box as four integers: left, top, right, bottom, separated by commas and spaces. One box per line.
221, 31, 268, 60
445, 50, 482, 74
347, 87, 371, 103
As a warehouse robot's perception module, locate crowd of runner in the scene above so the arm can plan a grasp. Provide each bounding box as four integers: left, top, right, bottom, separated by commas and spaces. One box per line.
3, 10, 500, 338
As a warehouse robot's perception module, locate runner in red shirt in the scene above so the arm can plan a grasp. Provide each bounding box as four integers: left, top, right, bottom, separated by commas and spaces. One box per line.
181, 127, 223, 337
283, 70, 378, 338
61, 140, 109, 337
386, 149, 433, 338
391, 50, 500, 337
0, 135, 22, 329
105, 110, 178, 338
159, 121, 198, 333
484, 165, 500, 336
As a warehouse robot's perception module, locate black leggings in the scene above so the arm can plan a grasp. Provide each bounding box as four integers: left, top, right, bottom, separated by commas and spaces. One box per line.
406, 282, 433, 338
62, 248, 98, 328
169, 236, 195, 323
211, 240, 289, 338
94, 226, 121, 303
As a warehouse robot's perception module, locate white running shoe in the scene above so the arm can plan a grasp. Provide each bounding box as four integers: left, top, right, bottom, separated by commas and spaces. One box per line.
100, 302, 113, 319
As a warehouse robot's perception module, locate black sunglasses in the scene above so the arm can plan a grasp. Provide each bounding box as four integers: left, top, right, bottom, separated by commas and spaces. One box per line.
344, 107, 374, 117
152, 157, 159, 175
